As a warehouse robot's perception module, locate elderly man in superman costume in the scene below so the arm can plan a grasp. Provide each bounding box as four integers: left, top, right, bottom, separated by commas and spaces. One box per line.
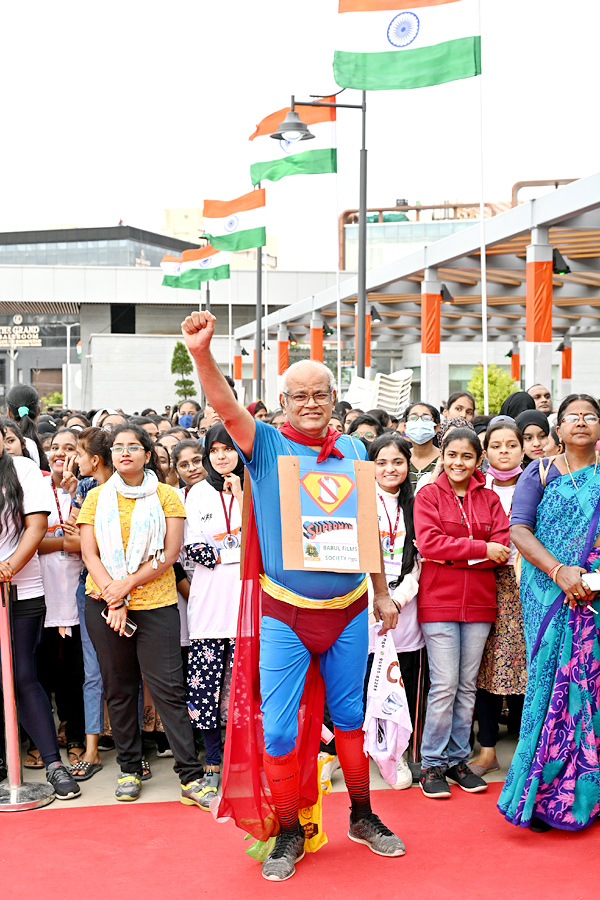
182, 311, 405, 882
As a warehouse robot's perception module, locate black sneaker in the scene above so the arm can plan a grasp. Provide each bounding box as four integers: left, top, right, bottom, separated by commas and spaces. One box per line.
262, 827, 305, 881
420, 765, 451, 799
445, 761, 487, 793
348, 812, 405, 856
46, 763, 81, 800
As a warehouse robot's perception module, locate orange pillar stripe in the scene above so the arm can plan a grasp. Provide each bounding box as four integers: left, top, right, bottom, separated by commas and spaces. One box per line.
310, 325, 323, 362
233, 355, 242, 380
421, 293, 441, 354
365, 313, 371, 368
562, 346, 572, 380
278, 340, 289, 375
510, 352, 520, 381
525, 260, 553, 343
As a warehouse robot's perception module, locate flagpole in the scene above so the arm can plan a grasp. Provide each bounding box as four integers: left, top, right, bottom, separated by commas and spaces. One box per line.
205, 280, 211, 313
228, 276, 233, 377
263, 243, 269, 409
255, 181, 263, 401
334, 180, 342, 399
477, 0, 489, 414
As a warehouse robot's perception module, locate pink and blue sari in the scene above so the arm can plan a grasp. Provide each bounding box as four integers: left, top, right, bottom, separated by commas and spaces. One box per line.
498, 464, 600, 830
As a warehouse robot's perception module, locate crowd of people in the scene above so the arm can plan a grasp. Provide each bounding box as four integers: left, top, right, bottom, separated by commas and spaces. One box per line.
0, 342, 599, 878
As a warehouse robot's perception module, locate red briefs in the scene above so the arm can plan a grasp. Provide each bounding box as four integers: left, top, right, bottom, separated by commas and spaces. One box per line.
261, 591, 368, 655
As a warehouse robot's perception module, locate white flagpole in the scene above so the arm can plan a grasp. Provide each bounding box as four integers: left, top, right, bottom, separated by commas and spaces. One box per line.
228, 276, 233, 377
263, 244, 269, 408
334, 149, 342, 397
477, 1, 489, 414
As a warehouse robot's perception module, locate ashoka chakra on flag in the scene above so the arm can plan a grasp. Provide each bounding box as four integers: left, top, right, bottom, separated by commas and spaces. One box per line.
224, 215, 239, 233
387, 12, 419, 48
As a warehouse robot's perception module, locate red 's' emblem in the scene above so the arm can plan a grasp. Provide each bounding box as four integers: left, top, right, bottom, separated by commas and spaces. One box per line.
300, 472, 355, 514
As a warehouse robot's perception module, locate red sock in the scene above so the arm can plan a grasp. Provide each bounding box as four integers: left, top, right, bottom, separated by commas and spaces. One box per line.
263, 748, 300, 833
334, 726, 371, 820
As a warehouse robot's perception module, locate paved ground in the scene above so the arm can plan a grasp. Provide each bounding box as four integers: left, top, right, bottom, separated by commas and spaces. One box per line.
13, 724, 518, 810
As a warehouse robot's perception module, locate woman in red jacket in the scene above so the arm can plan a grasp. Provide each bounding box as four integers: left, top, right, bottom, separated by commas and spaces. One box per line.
414, 427, 510, 800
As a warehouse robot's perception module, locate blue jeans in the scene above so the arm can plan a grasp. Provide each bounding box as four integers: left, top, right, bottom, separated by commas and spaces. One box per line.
76, 575, 104, 735
259, 610, 368, 757
420, 621, 491, 769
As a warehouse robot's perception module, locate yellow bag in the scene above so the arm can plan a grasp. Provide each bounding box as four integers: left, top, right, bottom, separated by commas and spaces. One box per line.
298, 755, 329, 853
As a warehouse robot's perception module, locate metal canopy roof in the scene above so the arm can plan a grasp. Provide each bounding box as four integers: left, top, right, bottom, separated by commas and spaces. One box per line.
233, 172, 600, 346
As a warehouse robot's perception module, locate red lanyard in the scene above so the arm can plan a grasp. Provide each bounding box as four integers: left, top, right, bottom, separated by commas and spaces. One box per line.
220, 492, 235, 536
51, 482, 65, 527
378, 493, 401, 551
453, 492, 473, 539
184, 486, 190, 500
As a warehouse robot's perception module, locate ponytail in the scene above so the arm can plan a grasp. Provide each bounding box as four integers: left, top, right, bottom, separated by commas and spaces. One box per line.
6, 384, 49, 471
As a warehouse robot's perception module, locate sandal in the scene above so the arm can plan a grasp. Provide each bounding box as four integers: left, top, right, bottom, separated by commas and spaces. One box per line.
141, 758, 152, 781
24, 748, 44, 769
71, 760, 103, 782
67, 743, 86, 766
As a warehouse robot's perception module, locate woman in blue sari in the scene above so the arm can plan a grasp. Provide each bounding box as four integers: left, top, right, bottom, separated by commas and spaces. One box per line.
498, 394, 600, 832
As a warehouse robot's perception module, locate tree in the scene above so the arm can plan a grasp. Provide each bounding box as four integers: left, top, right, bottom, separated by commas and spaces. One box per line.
171, 341, 197, 400
40, 391, 63, 411
467, 364, 519, 415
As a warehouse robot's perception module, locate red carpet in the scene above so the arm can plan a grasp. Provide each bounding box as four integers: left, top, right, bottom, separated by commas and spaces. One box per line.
2, 784, 599, 900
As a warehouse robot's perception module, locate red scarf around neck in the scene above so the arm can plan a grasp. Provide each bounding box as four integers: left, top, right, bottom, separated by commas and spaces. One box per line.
279, 421, 344, 463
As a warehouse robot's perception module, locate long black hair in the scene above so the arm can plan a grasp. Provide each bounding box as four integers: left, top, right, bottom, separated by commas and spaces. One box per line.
0, 420, 25, 535
368, 433, 416, 590
6, 384, 49, 471
110, 423, 164, 481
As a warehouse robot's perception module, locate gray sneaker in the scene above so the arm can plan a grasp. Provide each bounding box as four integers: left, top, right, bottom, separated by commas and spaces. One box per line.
115, 772, 142, 801
348, 812, 405, 857
262, 828, 306, 881
46, 763, 81, 800
195, 770, 220, 811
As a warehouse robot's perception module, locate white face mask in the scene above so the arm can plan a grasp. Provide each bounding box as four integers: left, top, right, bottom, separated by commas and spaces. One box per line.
405, 420, 436, 445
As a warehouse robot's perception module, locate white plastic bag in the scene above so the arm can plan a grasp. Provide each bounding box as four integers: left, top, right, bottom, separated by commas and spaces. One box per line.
363, 628, 412, 785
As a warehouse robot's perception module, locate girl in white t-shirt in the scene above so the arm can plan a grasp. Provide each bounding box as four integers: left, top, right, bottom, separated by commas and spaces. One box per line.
37, 428, 85, 768
0, 419, 80, 799
367, 433, 424, 790
184, 423, 244, 809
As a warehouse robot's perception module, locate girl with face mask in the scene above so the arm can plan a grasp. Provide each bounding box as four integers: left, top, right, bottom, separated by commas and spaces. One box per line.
403, 402, 441, 490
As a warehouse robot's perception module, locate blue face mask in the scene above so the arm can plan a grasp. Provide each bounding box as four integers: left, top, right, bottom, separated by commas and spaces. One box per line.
178, 413, 193, 428
405, 419, 436, 445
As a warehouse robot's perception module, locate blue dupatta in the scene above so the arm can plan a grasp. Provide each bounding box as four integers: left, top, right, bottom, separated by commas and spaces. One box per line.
498, 463, 600, 830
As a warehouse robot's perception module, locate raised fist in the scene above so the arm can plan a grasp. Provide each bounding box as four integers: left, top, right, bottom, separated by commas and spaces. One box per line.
181, 311, 217, 358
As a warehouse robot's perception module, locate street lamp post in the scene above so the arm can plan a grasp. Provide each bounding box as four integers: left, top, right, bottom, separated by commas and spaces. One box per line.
270, 92, 368, 377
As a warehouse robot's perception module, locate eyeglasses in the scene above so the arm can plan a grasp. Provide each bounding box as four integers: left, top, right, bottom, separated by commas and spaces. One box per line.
407, 413, 434, 422
562, 413, 599, 425
177, 456, 203, 471
283, 391, 332, 406
359, 431, 376, 439
111, 445, 146, 455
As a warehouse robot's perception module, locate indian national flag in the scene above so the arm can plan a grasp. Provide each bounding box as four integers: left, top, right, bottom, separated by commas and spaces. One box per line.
179, 246, 230, 288
250, 101, 336, 186
160, 254, 182, 287
333, 0, 481, 91
203, 189, 266, 252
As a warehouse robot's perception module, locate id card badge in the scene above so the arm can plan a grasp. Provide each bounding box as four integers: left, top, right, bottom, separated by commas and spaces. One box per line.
184, 558, 196, 573
220, 546, 241, 565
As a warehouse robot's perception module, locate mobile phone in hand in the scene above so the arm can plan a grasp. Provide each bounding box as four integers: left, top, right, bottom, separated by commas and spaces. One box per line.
101, 606, 137, 637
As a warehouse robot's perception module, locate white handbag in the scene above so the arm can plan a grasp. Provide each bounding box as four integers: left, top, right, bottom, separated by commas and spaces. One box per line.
363, 628, 413, 785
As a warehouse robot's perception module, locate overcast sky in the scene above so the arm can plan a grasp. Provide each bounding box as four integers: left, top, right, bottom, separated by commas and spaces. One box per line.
2, 1, 598, 271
